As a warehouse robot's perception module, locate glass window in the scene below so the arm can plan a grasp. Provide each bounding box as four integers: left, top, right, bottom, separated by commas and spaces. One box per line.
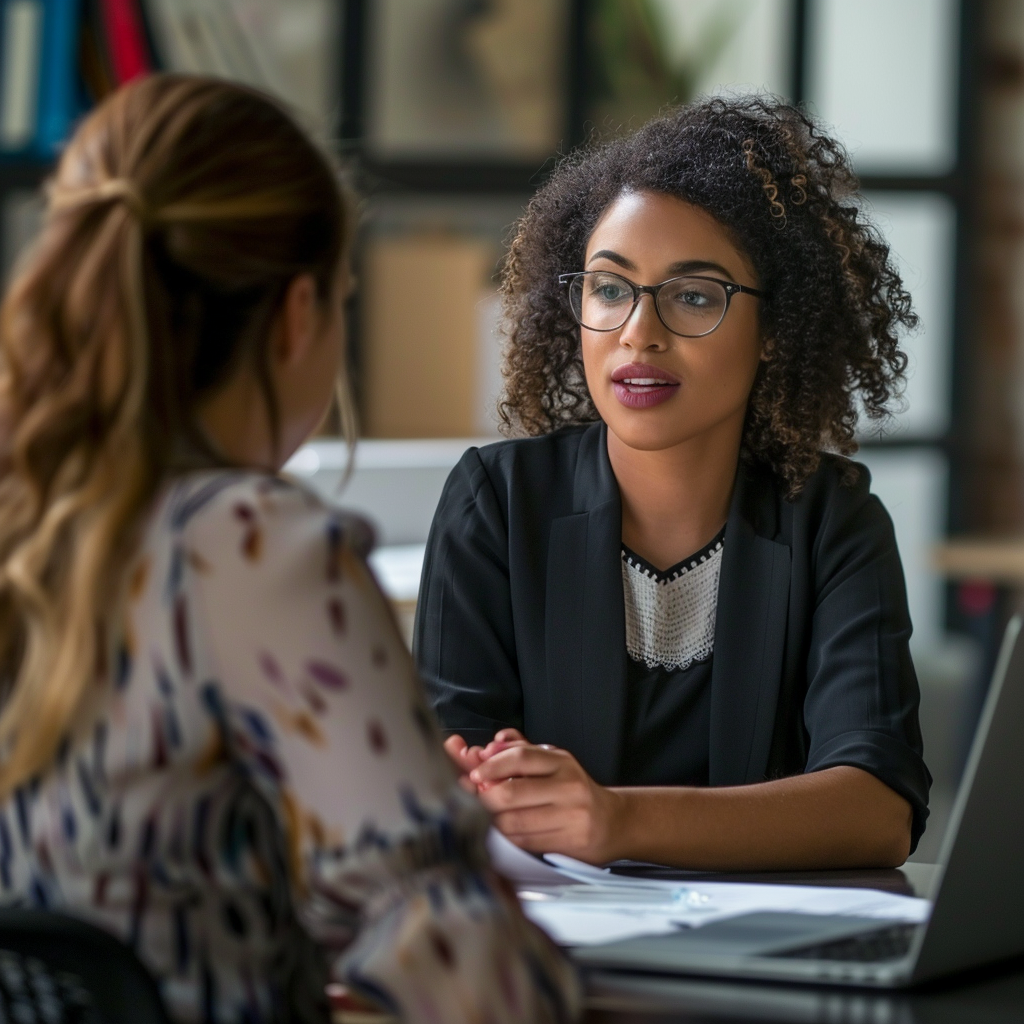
146, 0, 340, 138
587, 0, 794, 131
856, 447, 949, 650
861, 191, 957, 440
807, 0, 959, 174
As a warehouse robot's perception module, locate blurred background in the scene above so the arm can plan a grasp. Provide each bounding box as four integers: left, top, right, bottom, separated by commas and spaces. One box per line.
0, 0, 1013, 861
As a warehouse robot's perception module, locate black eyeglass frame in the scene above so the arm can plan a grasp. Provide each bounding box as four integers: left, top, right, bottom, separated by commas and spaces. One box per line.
558, 270, 765, 338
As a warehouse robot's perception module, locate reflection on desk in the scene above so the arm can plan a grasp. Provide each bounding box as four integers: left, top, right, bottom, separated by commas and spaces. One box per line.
584, 965, 1024, 1023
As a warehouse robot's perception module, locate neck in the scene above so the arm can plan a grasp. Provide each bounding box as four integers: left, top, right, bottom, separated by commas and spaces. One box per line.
196, 370, 277, 472
607, 417, 742, 571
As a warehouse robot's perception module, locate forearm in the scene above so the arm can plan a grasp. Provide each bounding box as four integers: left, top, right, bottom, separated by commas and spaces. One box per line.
609, 766, 913, 871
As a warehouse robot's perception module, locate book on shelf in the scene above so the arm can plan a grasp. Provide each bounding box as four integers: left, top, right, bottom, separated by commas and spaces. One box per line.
0, 0, 335, 160
0, 0, 46, 153
98, 0, 153, 85
0, 0, 103, 158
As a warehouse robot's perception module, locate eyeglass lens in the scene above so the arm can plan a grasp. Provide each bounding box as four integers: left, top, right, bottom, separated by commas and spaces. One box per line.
569, 272, 728, 337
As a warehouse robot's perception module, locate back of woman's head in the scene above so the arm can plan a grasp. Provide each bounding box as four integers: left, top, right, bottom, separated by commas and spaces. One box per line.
0, 74, 347, 793
500, 95, 916, 493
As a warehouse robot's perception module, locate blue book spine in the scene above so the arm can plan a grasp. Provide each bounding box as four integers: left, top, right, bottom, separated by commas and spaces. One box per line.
35, 0, 81, 157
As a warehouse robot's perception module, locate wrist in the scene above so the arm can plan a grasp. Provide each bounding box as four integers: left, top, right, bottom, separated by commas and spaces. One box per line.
600, 786, 636, 863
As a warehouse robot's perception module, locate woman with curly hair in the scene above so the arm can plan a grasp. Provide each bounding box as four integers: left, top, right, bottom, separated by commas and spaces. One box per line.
415, 96, 931, 871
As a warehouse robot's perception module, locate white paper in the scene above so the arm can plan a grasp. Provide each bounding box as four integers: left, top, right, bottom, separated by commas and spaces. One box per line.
486, 828, 931, 947
522, 880, 931, 947
487, 828, 576, 887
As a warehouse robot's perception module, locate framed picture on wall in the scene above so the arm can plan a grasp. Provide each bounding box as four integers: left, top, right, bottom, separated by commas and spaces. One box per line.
586, 0, 795, 133
365, 0, 571, 160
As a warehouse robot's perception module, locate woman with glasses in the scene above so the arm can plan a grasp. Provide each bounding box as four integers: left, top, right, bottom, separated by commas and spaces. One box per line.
415, 96, 930, 870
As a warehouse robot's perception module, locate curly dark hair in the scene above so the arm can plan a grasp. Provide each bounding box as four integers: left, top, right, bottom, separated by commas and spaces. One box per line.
498, 95, 917, 496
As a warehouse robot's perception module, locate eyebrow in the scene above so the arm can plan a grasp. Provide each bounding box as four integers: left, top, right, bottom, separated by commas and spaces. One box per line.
587, 249, 738, 281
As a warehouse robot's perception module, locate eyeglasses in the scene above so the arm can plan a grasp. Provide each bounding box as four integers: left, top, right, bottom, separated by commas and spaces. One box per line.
558, 270, 763, 338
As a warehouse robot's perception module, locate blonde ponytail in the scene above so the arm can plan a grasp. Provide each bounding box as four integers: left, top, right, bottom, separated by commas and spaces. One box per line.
0, 75, 348, 795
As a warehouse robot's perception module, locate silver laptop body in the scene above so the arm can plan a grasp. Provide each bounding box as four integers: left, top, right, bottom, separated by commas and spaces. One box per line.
572, 615, 1024, 988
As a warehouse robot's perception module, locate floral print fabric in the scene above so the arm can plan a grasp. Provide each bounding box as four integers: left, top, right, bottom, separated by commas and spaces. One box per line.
0, 472, 579, 1024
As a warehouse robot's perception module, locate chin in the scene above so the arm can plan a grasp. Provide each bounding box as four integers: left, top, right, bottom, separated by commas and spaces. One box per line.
603, 415, 694, 453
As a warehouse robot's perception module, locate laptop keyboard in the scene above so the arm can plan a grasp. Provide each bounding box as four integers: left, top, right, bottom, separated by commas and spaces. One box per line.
0, 949, 100, 1024
773, 923, 918, 963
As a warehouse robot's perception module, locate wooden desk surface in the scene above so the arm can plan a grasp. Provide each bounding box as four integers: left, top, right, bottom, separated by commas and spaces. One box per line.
580, 863, 1024, 1024
933, 538, 1024, 584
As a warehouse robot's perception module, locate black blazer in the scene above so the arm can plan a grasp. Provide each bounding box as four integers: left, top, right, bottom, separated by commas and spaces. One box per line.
414, 423, 931, 847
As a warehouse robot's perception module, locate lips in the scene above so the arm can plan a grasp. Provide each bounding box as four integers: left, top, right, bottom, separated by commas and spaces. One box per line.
611, 362, 680, 409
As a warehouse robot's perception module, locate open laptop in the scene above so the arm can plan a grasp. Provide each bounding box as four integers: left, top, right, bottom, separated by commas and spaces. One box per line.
573, 615, 1024, 988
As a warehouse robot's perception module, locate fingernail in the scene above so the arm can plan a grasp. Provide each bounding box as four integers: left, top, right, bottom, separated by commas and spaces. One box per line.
470, 770, 481, 782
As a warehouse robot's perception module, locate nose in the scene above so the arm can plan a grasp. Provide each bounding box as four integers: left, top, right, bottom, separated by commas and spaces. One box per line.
618, 292, 668, 350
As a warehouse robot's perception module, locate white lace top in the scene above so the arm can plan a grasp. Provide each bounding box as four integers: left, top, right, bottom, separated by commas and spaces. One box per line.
621, 530, 725, 671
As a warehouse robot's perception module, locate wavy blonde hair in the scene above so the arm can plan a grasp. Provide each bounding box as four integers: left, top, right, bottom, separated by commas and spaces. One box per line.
0, 74, 349, 796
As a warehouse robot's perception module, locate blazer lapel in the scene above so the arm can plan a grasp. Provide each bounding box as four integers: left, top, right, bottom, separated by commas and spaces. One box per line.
545, 424, 627, 785
710, 465, 791, 785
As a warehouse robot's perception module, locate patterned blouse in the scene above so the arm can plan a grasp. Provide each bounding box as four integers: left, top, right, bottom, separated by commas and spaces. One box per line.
0, 471, 579, 1024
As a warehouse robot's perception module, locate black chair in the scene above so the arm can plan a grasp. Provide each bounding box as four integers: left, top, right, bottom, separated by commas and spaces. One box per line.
0, 909, 170, 1023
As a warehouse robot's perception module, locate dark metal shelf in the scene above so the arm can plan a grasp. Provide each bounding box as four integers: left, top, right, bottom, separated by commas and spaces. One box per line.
355, 157, 561, 197
859, 172, 964, 198
0, 158, 53, 193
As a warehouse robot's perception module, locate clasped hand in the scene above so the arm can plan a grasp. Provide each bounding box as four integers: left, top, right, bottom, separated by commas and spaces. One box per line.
443, 730, 625, 865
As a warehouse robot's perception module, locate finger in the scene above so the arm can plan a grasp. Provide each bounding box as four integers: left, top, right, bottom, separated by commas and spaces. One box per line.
443, 735, 473, 772
494, 806, 571, 841
471, 744, 566, 784
494, 728, 527, 744
463, 745, 487, 769
502, 829, 565, 855
480, 728, 530, 760
443, 734, 467, 758
476, 776, 573, 814
479, 736, 531, 760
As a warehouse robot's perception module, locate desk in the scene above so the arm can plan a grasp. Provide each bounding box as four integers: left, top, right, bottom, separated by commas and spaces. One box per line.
581, 863, 1024, 1024
933, 538, 1024, 584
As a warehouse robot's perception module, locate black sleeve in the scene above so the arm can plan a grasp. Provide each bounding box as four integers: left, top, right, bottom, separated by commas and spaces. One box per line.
413, 449, 523, 747
802, 467, 932, 852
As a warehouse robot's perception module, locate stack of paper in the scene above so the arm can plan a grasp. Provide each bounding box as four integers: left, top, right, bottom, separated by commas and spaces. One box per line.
487, 831, 931, 947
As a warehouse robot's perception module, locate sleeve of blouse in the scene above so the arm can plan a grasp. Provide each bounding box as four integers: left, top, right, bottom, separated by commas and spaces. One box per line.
802, 464, 932, 852
186, 476, 580, 1023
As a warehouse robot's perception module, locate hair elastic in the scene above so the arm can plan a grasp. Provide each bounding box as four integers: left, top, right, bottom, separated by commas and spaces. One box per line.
49, 178, 149, 222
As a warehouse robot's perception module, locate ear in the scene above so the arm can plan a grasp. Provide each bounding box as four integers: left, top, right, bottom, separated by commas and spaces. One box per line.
271, 274, 320, 369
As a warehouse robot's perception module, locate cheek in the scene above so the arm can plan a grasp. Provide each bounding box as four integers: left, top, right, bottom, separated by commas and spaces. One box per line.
315, 319, 345, 387
580, 330, 614, 397
695, 311, 762, 398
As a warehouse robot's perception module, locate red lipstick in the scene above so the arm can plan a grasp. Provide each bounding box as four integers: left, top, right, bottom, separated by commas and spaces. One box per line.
610, 362, 681, 409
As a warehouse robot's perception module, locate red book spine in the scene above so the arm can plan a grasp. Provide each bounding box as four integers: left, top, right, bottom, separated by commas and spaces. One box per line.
100, 0, 152, 83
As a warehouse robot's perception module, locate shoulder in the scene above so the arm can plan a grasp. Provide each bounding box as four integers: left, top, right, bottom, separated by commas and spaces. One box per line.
739, 452, 892, 554
781, 454, 898, 572
799, 453, 886, 528
470, 425, 593, 475
448, 425, 594, 506
792, 452, 875, 513
154, 469, 373, 567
